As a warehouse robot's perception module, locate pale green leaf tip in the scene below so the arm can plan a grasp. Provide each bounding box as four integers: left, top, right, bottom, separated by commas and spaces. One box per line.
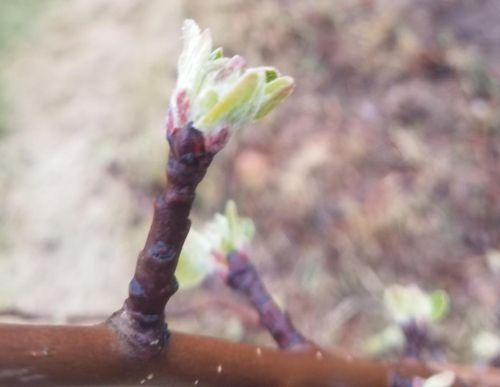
255, 76, 295, 120
265, 68, 279, 82
430, 290, 449, 321
210, 47, 224, 60
265, 76, 295, 94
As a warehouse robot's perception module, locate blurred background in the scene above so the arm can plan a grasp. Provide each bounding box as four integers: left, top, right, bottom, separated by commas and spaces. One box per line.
0, 0, 499, 363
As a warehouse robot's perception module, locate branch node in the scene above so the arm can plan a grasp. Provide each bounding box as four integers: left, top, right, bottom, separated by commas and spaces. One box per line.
107, 310, 169, 358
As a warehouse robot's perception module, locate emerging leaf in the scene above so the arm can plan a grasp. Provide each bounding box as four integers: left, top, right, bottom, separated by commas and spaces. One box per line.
429, 290, 449, 322
168, 20, 294, 146
384, 284, 449, 325
198, 71, 262, 128
255, 76, 295, 120
265, 68, 279, 82
209, 47, 224, 60
177, 200, 255, 289
205, 200, 255, 255
176, 230, 215, 288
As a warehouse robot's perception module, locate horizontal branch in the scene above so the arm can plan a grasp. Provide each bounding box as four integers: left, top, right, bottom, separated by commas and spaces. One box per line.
0, 323, 386, 386
1, 323, 499, 386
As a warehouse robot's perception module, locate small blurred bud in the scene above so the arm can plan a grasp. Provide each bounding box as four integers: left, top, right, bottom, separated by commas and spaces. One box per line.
384, 284, 449, 325
177, 200, 255, 289
415, 371, 455, 387
486, 249, 500, 275
472, 331, 500, 362
205, 200, 255, 255
363, 325, 405, 355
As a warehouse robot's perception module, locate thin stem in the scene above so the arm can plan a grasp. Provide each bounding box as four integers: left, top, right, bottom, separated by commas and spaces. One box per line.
401, 321, 442, 360
226, 250, 310, 350
402, 321, 427, 359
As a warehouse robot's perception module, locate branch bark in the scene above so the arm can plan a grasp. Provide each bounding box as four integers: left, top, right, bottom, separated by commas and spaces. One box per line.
0, 323, 388, 386
2, 323, 500, 386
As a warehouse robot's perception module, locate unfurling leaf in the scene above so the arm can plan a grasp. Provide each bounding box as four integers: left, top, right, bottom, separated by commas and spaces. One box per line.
255, 76, 295, 120
168, 20, 294, 143
198, 72, 262, 128
206, 200, 255, 255
177, 200, 255, 289
384, 284, 449, 325
176, 230, 214, 288
430, 290, 449, 322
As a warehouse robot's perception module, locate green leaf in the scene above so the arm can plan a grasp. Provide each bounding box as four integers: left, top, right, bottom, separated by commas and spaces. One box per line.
203, 200, 255, 255
430, 290, 449, 321
265, 76, 294, 94
177, 19, 213, 93
384, 285, 449, 325
176, 252, 207, 289
255, 76, 295, 120
176, 229, 214, 289
198, 90, 219, 113
224, 200, 255, 253
384, 284, 431, 324
265, 68, 279, 83
199, 71, 261, 126
210, 47, 223, 60
172, 20, 295, 139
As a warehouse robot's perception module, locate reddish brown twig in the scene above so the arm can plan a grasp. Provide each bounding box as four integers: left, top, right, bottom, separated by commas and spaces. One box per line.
226, 250, 311, 350
108, 122, 216, 356
401, 320, 443, 361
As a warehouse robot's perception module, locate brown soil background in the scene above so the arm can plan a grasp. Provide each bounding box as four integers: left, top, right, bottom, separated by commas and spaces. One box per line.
0, 0, 499, 364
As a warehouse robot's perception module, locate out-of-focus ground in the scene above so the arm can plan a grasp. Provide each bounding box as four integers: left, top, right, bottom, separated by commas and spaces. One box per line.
0, 0, 499, 363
